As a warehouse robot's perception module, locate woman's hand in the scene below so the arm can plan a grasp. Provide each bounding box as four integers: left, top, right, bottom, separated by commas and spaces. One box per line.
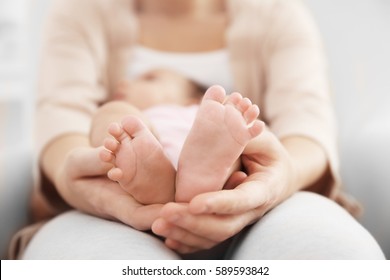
150, 129, 295, 254
151, 172, 294, 254
56, 145, 163, 230
151, 129, 327, 254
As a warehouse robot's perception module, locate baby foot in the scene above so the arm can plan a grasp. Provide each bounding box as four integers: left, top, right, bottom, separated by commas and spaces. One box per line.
100, 115, 176, 204
175, 85, 264, 202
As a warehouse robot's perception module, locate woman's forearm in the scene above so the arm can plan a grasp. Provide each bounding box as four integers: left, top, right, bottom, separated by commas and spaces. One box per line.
281, 136, 328, 192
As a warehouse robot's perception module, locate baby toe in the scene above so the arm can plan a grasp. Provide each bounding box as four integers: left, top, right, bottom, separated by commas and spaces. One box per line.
104, 138, 119, 153
99, 148, 115, 163
248, 120, 264, 138
121, 115, 148, 138
237, 97, 252, 113
224, 92, 242, 106
108, 122, 123, 140
108, 167, 123, 182
202, 85, 226, 104
244, 104, 260, 124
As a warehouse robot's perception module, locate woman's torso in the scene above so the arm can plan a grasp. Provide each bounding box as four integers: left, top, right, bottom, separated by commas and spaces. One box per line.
135, 0, 228, 53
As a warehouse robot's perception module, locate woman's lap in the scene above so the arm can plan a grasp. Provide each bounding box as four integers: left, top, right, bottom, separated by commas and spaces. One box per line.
22, 211, 180, 260
229, 192, 385, 259
22, 192, 385, 260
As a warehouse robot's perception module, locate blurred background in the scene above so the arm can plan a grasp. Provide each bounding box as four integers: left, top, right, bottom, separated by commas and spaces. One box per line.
0, 0, 389, 259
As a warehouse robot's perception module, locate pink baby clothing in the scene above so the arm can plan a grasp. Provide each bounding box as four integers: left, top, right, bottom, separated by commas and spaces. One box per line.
143, 104, 199, 169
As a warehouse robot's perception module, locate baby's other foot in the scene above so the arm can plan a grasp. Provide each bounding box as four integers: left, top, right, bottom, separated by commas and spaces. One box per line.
175, 85, 264, 202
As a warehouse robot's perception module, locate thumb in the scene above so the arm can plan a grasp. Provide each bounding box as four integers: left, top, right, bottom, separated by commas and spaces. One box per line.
68, 146, 112, 178
189, 176, 271, 215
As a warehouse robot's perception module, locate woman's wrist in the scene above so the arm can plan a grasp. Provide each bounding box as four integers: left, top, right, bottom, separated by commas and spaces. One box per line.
281, 136, 328, 192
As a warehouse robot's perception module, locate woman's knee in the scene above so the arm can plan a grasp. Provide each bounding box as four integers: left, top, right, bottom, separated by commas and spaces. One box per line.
230, 192, 385, 259
22, 211, 179, 260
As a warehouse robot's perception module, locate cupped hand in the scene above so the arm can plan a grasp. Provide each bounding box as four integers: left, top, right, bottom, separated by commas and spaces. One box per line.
152, 129, 298, 254
56, 146, 163, 230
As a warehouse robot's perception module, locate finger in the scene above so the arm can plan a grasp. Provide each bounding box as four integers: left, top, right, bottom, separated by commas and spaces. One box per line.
223, 171, 247, 190
165, 239, 199, 255
69, 146, 112, 178
243, 128, 281, 160
127, 204, 164, 231
159, 203, 261, 243
99, 183, 163, 230
189, 176, 271, 215
152, 218, 216, 250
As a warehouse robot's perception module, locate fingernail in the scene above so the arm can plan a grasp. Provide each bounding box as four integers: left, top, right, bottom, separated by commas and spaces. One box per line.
152, 220, 170, 236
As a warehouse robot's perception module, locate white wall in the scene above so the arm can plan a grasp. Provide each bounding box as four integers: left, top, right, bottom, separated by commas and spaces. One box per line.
0, 0, 32, 150
0, 0, 35, 257
306, 0, 390, 258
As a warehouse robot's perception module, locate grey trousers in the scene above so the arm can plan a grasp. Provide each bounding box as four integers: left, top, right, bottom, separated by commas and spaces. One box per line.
22, 192, 385, 260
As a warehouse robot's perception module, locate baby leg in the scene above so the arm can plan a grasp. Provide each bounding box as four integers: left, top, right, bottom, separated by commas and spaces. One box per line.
175, 85, 264, 202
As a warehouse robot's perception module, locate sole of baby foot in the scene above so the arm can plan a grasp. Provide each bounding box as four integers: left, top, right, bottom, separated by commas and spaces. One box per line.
103, 115, 176, 204
175, 85, 263, 202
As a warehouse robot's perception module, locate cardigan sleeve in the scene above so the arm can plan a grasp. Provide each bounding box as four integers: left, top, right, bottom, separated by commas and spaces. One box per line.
261, 0, 341, 197
35, 0, 109, 158
31, 0, 111, 219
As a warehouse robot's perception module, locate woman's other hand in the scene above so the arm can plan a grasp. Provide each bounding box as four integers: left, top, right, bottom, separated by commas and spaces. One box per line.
152, 128, 327, 254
